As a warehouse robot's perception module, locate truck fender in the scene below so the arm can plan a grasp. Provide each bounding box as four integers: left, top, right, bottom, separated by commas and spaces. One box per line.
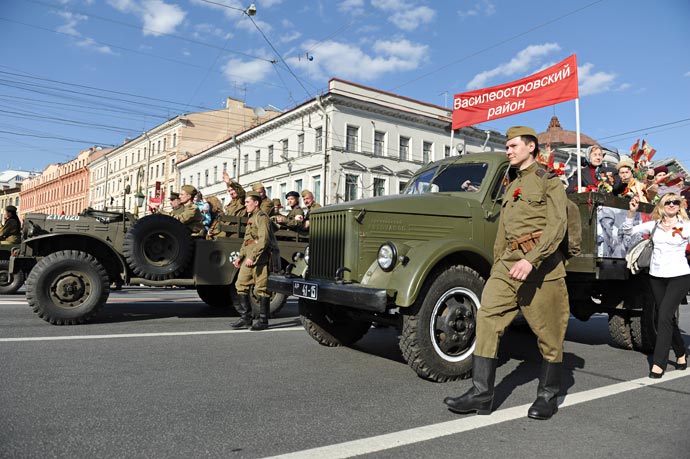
362, 238, 492, 308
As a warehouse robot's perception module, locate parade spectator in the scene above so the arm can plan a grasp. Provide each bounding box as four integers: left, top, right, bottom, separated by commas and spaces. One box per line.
205, 196, 225, 240
194, 190, 212, 230
622, 194, 689, 378
0, 205, 21, 245
222, 170, 247, 217
614, 159, 648, 202
566, 145, 619, 194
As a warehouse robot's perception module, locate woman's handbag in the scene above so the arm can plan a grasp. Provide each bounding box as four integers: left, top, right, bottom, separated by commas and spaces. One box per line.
625, 222, 658, 274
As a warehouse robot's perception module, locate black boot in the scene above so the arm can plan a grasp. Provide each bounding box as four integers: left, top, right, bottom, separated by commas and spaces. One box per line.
250, 296, 270, 331
231, 295, 252, 329
443, 356, 497, 415
528, 361, 562, 420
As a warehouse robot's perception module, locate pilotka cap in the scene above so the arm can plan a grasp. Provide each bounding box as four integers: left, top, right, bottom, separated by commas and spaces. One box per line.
181, 185, 197, 196
506, 126, 538, 140
251, 182, 265, 191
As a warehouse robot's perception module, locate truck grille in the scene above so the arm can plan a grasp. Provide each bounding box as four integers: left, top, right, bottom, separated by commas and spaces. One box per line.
309, 212, 347, 279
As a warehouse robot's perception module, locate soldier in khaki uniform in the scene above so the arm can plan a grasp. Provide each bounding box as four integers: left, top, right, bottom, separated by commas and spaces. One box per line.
252, 182, 274, 216
231, 191, 277, 331
158, 185, 205, 236
301, 189, 321, 230
274, 191, 304, 230
0, 205, 21, 245
444, 126, 569, 421
222, 170, 247, 217
168, 192, 184, 216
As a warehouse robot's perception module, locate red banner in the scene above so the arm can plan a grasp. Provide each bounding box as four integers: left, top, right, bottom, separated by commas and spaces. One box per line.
452, 54, 579, 130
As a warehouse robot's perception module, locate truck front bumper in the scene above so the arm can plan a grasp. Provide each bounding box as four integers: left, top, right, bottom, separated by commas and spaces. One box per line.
267, 275, 389, 312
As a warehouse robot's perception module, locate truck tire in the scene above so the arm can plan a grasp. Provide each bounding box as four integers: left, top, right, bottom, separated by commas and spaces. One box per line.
251, 289, 287, 317
0, 260, 25, 294
26, 250, 109, 325
400, 265, 484, 382
626, 277, 657, 353
123, 214, 193, 280
196, 284, 237, 310
607, 312, 633, 350
299, 299, 371, 346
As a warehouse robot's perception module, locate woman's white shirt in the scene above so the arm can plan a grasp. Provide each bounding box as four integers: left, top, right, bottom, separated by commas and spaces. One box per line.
621, 216, 690, 277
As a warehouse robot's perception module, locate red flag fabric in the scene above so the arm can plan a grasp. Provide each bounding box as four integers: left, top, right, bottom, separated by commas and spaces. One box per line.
641, 140, 657, 161
452, 55, 579, 129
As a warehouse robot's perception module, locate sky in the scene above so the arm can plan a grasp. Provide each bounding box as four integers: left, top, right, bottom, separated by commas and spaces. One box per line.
0, 0, 688, 172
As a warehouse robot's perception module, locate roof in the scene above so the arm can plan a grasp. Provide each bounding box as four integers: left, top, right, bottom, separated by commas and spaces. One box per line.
537, 116, 597, 146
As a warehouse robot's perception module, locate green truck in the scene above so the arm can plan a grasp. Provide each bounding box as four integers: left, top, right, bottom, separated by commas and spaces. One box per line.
0, 245, 25, 294
268, 152, 658, 382
10, 208, 308, 324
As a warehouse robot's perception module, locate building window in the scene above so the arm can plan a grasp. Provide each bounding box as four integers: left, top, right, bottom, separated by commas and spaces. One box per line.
172, 133, 177, 147
399, 136, 410, 161
399, 181, 408, 194
268, 145, 274, 166
244, 154, 249, 173
189, 175, 193, 186
374, 131, 385, 156
294, 179, 303, 194
157, 141, 161, 154
345, 174, 358, 201
423, 141, 432, 164
155, 164, 159, 177
313, 175, 321, 203
213, 166, 218, 183
232, 159, 237, 176
374, 178, 386, 197
298, 134, 304, 156
205, 169, 209, 186
315, 127, 323, 152
346, 125, 359, 152
171, 158, 176, 171
266, 186, 272, 199
282, 139, 289, 160
197, 172, 201, 187
163, 137, 166, 152
255, 150, 261, 170
183, 178, 186, 185
280, 183, 287, 206
444, 146, 451, 158
222, 162, 227, 172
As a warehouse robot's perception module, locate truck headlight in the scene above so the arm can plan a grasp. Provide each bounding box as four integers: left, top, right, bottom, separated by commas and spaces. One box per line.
377, 242, 397, 272
304, 246, 310, 265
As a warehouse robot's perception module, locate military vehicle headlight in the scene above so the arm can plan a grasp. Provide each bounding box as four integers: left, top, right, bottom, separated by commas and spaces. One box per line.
377, 242, 397, 272
304, 246, 310, 265
25, 221, 35, 238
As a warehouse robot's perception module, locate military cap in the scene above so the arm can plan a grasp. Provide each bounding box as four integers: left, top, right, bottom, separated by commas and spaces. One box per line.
5, 205, 17, 213
272, 198, 283, 208
251, 182, 265, 191
653, 165, 669, 176
616, 159, 634, 171
181, 184, 198, 196
169, 191, 180, 201
246, 191, 262, 200
301, 189, 313, 198
286, 191, 300, 199
506, 126, 537, 140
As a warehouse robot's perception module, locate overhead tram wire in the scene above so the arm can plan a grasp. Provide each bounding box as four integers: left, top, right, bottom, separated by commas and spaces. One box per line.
596, 118, 690, 142
392, 0, 604, 91
0, 129, 116, 147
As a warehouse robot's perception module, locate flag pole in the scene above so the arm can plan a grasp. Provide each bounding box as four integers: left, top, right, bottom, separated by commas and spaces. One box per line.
575, 97, 582, 193
450, 127, 455, 156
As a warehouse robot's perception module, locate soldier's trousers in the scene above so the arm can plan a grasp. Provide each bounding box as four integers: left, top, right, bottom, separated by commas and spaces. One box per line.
474, 264, 569, 362
235, 262, 269, 297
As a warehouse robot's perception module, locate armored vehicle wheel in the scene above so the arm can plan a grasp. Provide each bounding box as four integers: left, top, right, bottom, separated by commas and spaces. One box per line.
197, 284, 238, 310
26, 250, 109, 325
400, 265, 484, 382
250, 289, 287, 317
299, 299, 371, 346
0, 260, 25, 294
123, 214, 193, 280
607, 312, 633, 350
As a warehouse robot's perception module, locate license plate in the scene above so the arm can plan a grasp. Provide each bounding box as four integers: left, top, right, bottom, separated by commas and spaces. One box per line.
293, 281, 318, 300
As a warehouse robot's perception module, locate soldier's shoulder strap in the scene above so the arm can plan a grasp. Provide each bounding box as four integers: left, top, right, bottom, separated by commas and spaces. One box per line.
534, 164, 560, 181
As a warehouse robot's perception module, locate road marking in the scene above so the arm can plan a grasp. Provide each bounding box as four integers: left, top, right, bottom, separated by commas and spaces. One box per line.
0, 326, 304, 342
264, 370, 690, 459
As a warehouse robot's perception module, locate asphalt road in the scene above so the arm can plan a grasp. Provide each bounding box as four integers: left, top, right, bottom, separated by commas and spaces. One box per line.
1, 287, 689, 459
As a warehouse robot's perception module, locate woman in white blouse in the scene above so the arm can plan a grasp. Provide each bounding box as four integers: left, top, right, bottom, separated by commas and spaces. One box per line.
623, 193, 689, 378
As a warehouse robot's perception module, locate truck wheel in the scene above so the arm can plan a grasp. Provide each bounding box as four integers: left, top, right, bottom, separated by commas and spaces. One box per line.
299, 299, 371, 346
123, 214, 193, 280
607, 312, 633, 350
251, 289, 287, 317
0, 260, 25, 294
196, 284, 237, 310
627, 278, 657, 353
400, 265, 484, 382
25, 250, 109, 325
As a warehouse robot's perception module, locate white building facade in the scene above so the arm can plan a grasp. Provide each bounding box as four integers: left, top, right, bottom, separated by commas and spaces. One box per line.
178, 79, 506, 209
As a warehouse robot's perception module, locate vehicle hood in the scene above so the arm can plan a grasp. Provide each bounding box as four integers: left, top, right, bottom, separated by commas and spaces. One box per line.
313, 193, 479, 218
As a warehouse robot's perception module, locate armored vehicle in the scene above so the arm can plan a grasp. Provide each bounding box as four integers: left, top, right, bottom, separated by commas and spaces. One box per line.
268, 153, 657, 382
11, 208, 307, 324
0, 245, 25, 294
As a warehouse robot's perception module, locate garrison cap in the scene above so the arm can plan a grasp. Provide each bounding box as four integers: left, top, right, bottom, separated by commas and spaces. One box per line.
506, 126, 537, 140
301, 189, 313, 198
246, 191, 262, 200
285, 191, 300, 199
616, 160, 634, 171
181, 184, 198, 196
5, 205, 17, 213
272, 198, 283, 208
169, 191, 180, 201
251, 182, 265, 191
653, 165, 669, 176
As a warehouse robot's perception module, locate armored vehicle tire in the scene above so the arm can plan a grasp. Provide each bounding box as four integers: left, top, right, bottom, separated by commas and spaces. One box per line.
0, 260, 25, 294
26, 250, 109, 325
299, 299, 371, 346
400, 265, 484, 382
123, 214, 193, 281
197, 284, 238, 311
251, 289, 287, 317
607, 312, 634, 350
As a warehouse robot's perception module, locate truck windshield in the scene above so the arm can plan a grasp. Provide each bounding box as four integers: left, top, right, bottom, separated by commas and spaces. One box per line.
404, 163, 489, 194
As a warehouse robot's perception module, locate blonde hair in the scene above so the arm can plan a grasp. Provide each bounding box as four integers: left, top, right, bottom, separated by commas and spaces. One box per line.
206, 195, 224, 215
651, 193, 689, 221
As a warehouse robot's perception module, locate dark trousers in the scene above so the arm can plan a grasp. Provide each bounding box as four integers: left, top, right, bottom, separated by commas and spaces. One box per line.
648, 274, 690, 368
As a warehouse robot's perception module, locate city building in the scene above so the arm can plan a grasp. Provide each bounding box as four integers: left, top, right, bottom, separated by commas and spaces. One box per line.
177, 78, 506, 209
88, 98, 279, 213
0, 169, 37, 216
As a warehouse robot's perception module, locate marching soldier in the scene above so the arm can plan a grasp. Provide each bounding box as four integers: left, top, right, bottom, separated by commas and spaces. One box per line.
231, 191, 276, 331
222, 170, 247, 217
158, 185, 205, 236
301, 189, 321, 230
252, 182, 274, 216
444, 126, 570, 420
0, 205, 21, 245
274, 191, 304, 230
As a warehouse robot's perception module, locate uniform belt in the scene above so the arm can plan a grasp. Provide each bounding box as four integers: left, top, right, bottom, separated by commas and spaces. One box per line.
243, 239, 259, 247
510, 230, 544, 253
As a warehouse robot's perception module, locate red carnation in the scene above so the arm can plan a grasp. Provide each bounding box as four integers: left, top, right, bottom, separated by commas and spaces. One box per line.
513, 188, 522, 201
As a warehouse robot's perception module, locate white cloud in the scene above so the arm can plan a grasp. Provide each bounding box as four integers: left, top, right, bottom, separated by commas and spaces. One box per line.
578, 63, 617, 96
56, 11, 87, 37
458, 0, 496, 19
615, 83, 631, 91
338, 0, 365, 15
76, 37, 116, 55
280, 30, 302, 43
684, 71, 690, 77
289, 38, 428, 81
193, 23, 233, 40
466, 43, 561, 89
222, 53, 274, 84
260, 0, 284, 7
372, 0, 436, 31
108, 0, 186, 36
